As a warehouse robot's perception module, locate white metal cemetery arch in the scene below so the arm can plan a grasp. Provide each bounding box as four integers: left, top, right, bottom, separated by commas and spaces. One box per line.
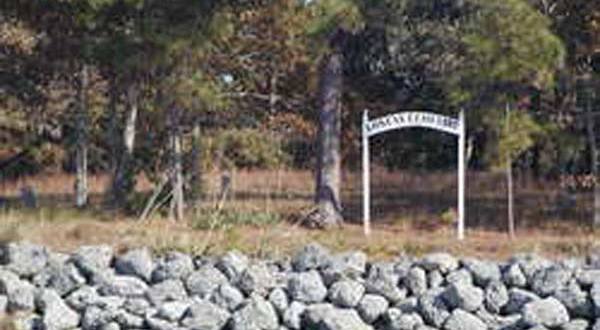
362, 109, 466, 240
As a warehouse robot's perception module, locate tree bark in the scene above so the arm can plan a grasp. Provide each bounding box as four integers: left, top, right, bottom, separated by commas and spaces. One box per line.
75, 64, 89, 208
168, 106, 185, 221
506, 102, 515, 239
189, 118, 203, 208
110, 83, 138, 209
314, 50, 344, 227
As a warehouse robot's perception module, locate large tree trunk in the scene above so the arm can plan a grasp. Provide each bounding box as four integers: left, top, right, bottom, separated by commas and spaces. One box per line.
75, 64, 89, 208
313, 50, 344, 228
189, 118, 203, 208
168, 106, 185, 221
110, 83, 138, 209
506, 102, 515, 238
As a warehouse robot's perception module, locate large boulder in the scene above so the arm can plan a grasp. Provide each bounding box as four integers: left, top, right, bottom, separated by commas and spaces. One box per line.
3, 242, 49, 277
216, 250, 249, 281
419, 253, 458, 274
291, 243, 331, 272
0, 269, 35, 311
443, 309, 486, 330
484, 280, 509, 314
65, 285, 100, 312
186, 264, 228, 298
36, 288, 81, 329
357, 294, 389, 324
504, 288, 540, 314
152, 252, 194, 282
531, 266, 571, 297
502, 263, 527, 288
146, 279, 188, 306
238, 263, 276, 296
554, 280, 594, 318
156, 300, 191, 322
114, 248, 155, 282
304, 304, 372, 330
445, 269, 473, 286
443, 282, 484, 312
283, 301, 306, 330
71, 245, 113, 280
123, 297, 153, 317
511, 254, 553, 286
418, 288, 450, 328
405, 267, 428, 296
521, 297, 570, 328
320, 251, 367, 285
328, 280, 365, 308
461, 258, 501, 287
364, 262, 406, 303
230, 295, 279, 330
475, 309, 522, 330
98, 274, 149, 298
181, 299, 231, 330
33, 259, 86, 297
384, 309, 424, 330
268, 287, 288, 315
210, 283, 245, 311
81, 305, 120, 329
287, 270, 327, 303
427, 270, 444, 289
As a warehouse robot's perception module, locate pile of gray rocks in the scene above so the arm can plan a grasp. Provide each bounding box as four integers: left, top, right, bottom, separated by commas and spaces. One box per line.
1, 242, 600, 330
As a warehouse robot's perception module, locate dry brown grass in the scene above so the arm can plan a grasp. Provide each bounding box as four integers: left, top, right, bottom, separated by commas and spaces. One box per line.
0, 170, 598, 260
0, 208, 598, 261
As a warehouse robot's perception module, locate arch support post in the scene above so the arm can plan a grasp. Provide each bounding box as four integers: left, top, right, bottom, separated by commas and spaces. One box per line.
457, 109, 466, 240
361, 109, 466, 240
362, 110, 371, 237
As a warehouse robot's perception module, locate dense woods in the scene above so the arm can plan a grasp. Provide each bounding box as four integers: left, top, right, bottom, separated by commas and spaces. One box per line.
1, 0, 600, 229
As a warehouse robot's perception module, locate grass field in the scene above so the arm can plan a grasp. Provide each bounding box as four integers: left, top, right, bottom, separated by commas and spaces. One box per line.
0, 169, 598, 260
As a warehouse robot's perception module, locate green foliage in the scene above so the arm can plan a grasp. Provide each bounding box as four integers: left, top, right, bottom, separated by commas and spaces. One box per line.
305, 0, 363, 38
203, 129, 289, 170
495, 108, 547, 169
461, 0, 565, 89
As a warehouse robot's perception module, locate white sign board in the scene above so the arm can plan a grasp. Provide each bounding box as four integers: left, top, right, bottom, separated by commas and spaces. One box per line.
365, 112, 461, 137
362, 110, 466, 240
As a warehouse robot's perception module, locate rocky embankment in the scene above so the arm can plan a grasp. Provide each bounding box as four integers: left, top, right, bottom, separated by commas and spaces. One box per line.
0, 242, 600, 330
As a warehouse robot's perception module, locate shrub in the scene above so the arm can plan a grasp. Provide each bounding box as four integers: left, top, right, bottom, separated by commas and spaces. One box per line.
203, 129, 289, 170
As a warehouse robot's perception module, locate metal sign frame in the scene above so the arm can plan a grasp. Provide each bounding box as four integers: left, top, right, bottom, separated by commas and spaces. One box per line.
362, 109, 466, 240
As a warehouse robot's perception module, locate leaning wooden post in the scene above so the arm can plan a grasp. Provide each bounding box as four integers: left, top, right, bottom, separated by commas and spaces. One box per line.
457, 108, 466, 240
363, 110, 371, 237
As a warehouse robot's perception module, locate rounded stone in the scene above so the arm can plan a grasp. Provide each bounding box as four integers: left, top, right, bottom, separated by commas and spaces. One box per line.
443, 309, 486, 330
484, 280, 508, 313
357, 294, 389, 324
328, 280, 365, 308
185, 264, 228, 298
114, 248, 155, 282
287, 270, 327, 303
230, 295, 279, 330
443, 282, 484, 312
522, 297, 570, 328
405, 267, 427, 296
